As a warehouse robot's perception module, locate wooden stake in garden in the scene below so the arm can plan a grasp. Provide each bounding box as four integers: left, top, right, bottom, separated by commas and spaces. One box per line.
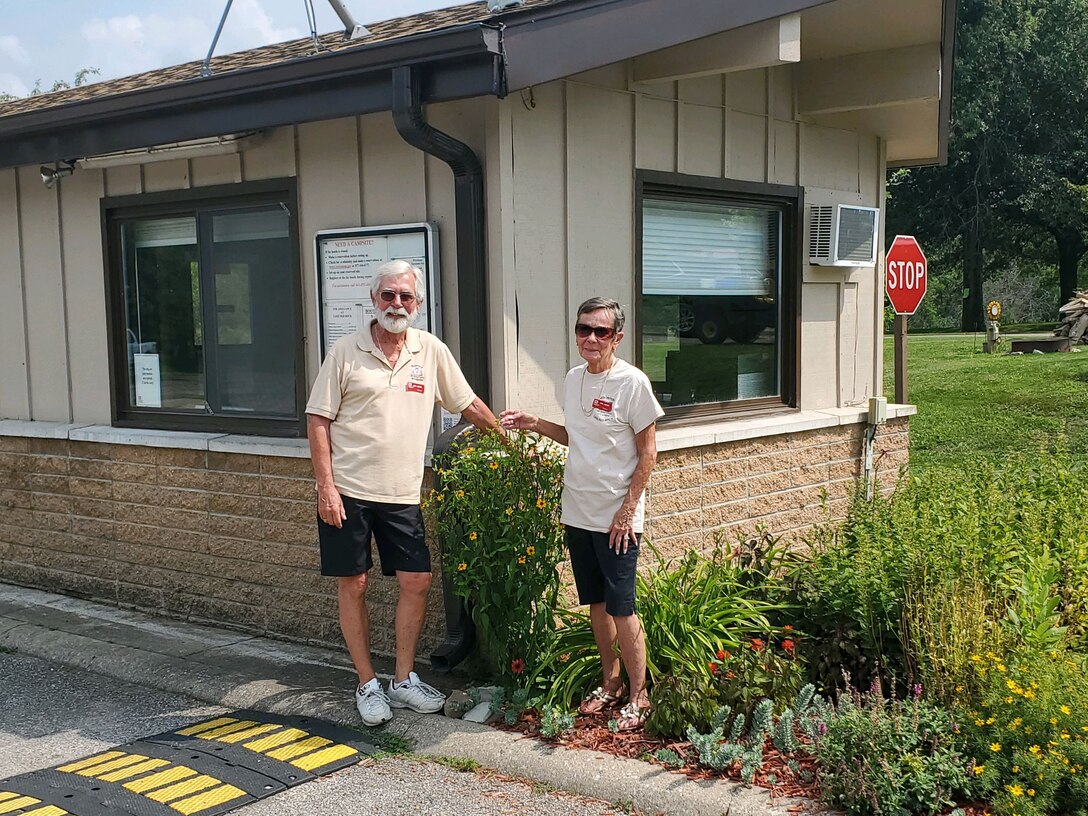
885, 236, 928, 404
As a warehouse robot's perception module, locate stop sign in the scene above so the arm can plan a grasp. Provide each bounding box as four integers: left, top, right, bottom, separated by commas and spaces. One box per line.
885, 235, 927, 315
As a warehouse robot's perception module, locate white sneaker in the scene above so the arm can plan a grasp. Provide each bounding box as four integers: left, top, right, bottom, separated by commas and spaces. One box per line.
355, 678, 393, 726
387, 671, 446, 714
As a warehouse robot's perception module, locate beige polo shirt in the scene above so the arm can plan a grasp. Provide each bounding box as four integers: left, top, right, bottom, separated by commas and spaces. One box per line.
305, 322, 476, 504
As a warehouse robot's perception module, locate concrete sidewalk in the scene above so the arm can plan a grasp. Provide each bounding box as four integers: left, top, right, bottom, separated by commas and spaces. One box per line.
0, 583, 804, 816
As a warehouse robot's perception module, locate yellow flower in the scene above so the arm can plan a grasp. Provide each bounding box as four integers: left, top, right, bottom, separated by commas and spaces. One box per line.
488, 461, 499, 470
973, 765, 985, 776
456, 490, 465, 499
1025, 689, 1036, 699
990, 742, 1002, 752
464, 447, 475, 454
1012, 765, 1020, 773
1028, 789, 1035, 797
1007, 784, 1023, 797
517, 556, 526, 564
1006, 696, 1015, 704
505, 507, 514, 516
1061, 705, 1072, 715
997, 663, 1007, 673
469, 531, 478, 541
535, 498, 547, 509
436, 494, 444, 502
526, 546, 536, 556
1062, 731, 1071, 740
1051, 718, 1059, 726
457, 562, 467, 571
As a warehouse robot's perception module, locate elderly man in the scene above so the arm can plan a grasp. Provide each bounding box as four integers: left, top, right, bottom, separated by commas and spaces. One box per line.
306, 259, 499, 726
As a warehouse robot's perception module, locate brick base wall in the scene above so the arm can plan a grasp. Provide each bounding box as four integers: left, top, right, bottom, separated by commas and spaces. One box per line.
646, 417, 910, 557
0, 418, 909, 657
0, 437, 446, 656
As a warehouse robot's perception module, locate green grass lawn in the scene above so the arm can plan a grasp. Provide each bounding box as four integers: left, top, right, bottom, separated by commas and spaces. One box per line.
883, 335, 1088, 470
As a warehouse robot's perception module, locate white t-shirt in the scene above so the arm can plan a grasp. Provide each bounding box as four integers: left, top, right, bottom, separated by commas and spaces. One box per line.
560, 359, 664, 533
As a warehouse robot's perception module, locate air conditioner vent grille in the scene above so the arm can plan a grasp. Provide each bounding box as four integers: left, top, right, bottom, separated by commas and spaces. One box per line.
809, 205, 833, 261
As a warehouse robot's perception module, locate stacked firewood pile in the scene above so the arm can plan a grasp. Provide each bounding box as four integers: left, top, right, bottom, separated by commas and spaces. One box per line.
1055, 291, 1088, 344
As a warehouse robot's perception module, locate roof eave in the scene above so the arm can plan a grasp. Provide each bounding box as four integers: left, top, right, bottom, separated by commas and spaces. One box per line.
0, 24, 502, 169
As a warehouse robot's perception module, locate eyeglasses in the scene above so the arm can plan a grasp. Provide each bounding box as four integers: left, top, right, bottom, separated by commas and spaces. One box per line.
379, 290, 416, 304
574, 323, 616, 340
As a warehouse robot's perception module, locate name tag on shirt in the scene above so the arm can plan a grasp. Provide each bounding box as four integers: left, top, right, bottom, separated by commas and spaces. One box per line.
592, 398, 613, 412
406, 382, 425, 394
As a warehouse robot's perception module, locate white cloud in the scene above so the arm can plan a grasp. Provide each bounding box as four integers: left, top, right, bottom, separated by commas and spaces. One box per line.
0, 73, 30, 99
0, 35, 29, 64
79, 1, 305, 81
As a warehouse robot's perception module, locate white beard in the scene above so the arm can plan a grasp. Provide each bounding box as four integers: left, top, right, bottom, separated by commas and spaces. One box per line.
376, 307, 414, 334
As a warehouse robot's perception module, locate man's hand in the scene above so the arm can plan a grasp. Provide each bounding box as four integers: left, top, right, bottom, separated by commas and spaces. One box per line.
608, 504, 635, 554
317, 488, 347, 529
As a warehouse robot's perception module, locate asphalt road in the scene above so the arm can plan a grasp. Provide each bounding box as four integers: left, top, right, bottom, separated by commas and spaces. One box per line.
0, 651, 633, 816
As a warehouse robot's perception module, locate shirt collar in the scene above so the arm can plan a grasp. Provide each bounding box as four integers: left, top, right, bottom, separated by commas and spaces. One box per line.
356, 319, 424, 355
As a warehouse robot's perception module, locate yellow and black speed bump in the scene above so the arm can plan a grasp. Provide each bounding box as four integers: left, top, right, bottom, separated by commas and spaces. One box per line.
0, 712, 375, 816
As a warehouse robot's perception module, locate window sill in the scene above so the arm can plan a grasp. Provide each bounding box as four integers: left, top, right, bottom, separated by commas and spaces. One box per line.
654, 404, 917, 452
0, 421, 310, 459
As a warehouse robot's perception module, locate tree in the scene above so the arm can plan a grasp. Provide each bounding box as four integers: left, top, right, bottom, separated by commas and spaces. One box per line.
888, 0, 1088, 327
0, 68, 99, 105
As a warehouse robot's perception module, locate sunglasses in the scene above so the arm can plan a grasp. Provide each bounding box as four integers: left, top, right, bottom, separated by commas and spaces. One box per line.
379, 290, 416, 304
574, 323, 616, 340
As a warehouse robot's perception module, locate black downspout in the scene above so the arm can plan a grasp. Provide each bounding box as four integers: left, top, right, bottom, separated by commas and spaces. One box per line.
391, 64, 489, 672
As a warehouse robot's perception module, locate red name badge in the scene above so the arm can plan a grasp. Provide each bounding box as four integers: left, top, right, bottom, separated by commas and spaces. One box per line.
592, 398, 613, 412
406, 382, 425, 394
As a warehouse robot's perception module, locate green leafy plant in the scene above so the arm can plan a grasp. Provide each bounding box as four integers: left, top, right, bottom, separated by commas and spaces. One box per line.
530, 537, 797, 725
710, 630, 804, 720
427, 429, 566, 685
539, 704, 575, 739
960, 648, 1088, 816
814, 685, 975, 816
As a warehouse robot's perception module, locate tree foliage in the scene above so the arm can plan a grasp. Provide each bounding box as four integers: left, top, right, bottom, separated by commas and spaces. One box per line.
888, 0, 1088, 329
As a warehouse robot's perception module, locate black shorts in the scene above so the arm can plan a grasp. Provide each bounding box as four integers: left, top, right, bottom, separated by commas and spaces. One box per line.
566, 525, 640, 617
317, 495, 430, 577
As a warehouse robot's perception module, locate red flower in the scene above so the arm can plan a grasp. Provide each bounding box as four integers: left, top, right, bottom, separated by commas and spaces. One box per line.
783, 624, 794, 631
782, 639, 796, 654
715, 649, 728, 661
726, 671, 735, 680
751, 638, 765, 652
708, 662, 718, 674
510, 658, 525, 675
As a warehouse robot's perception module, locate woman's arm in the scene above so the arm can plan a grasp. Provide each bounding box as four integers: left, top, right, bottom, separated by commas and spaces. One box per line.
608, 423, 658, 553
499, 410, 569, 447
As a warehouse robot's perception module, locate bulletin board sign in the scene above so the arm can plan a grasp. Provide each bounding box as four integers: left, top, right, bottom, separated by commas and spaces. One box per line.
314, 223, 440, 358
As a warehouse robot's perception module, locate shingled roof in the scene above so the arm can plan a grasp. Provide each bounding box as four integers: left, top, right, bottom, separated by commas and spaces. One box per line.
0, 0, 559, 121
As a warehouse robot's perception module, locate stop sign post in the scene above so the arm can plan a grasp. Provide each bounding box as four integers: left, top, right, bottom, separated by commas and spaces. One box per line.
885, 235, 927, 404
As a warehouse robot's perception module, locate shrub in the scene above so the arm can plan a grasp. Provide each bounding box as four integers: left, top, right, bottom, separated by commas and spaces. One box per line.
709, 630, 805, 722
530, 537, 798, 730
959, 649, 1088, 816
427, 429, 566, 685
814, 686, 975, 816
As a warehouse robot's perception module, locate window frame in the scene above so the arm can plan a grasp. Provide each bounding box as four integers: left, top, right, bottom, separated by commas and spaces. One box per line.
101, 178, 306, 438
634, 170, 803, 423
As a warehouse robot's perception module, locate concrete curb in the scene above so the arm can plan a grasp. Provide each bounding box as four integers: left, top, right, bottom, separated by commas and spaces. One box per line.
0, 583, 804, 816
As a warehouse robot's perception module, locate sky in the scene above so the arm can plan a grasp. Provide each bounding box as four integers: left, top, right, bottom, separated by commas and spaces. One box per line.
0, 0, 455, 98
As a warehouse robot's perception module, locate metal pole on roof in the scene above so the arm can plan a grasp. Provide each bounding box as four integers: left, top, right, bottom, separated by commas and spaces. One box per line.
201, 0, 235, 78
325, 0, 370, 40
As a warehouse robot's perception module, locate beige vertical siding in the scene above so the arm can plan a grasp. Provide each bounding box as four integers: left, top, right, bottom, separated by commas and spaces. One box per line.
18, 166, 70, 422
0, 105, 486, 425
60, 168, 110, 422
0, 169, 29, 419
501, 61, 885, 421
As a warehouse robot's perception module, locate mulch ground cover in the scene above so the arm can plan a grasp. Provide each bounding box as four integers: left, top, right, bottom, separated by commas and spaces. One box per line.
498, 709, 994, 816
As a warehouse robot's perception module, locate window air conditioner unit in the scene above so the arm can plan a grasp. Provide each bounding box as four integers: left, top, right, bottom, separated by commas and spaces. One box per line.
808, 204, 880, 267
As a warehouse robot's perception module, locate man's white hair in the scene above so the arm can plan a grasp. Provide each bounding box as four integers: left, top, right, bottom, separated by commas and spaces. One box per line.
370, 260, 426, 306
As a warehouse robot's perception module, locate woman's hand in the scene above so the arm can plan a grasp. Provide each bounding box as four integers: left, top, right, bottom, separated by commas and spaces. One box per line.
608, 505, 635, 554
499, 409, 538, 431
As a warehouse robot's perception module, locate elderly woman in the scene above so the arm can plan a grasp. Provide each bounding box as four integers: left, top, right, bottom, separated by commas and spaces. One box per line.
501, 297, 663, 730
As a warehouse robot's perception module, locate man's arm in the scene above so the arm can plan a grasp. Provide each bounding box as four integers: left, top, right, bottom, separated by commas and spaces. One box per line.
460, 396, 501, 433
307, 413, 346, 528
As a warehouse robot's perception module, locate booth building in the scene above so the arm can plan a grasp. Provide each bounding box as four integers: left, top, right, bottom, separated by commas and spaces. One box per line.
0, 0, 952, 656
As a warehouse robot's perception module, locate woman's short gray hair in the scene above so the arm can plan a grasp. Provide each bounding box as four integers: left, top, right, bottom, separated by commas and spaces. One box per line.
576, 297, 626, 333
370, 260, 426, 306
